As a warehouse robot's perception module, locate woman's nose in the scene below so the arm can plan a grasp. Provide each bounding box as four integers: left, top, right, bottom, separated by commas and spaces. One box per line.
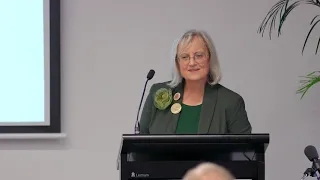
188, 57, 196, 65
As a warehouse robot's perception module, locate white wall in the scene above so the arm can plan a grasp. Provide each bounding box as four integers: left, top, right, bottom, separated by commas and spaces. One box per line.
1, 0, 320, 180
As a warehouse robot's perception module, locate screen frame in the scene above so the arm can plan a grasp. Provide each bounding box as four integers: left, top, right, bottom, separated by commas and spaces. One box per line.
0, 0, 61, 133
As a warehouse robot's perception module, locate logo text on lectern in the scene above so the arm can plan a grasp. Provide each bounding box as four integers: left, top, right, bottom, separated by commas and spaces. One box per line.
131, 172, 150, 178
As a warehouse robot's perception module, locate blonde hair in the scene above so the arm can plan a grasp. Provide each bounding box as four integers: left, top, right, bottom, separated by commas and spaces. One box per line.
182, 162, 234, 180
167, 29, 222, 88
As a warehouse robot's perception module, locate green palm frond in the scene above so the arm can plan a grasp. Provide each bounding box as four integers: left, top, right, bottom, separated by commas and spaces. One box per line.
297, 71, 320, 98
257, 0, 300, 39
258, 0, 320, 99
258, 0, 320, 54
305, 0, 320, 7
278, 1, 301, 35
302, 14, 320, 54
303, 0, 320, 54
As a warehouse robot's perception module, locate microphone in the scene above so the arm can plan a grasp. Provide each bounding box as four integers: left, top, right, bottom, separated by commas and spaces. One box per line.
147, 69, 155, 80
305, 145, 319, 162
302, 145, 320, 180
134, 69, 155, 134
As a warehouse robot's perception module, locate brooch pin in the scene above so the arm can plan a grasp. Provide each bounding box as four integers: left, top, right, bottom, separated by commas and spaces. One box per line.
173, 92, 181, 101
171, 103, 182, 114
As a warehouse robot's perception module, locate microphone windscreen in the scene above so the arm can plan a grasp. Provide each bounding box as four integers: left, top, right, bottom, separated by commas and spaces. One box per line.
304, 145, 319, 161
147, 69, 155, 80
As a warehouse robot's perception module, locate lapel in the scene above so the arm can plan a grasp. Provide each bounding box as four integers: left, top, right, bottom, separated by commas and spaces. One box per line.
197, 83, 218, 134
165, 81, 218, 134
165, 82, 184, 133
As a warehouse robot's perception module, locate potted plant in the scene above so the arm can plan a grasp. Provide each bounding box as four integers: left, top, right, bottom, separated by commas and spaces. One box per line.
257, 0, 320, 98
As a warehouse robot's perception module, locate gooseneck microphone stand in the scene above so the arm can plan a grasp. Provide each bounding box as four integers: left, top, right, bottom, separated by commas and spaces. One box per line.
313, 159, 320, 180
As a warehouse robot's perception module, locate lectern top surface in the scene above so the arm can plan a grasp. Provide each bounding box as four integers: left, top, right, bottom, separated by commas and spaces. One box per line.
122, 133, 269, 143
119, 134, 269, 154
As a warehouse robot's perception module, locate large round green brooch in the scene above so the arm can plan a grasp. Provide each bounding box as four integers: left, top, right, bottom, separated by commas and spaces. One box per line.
154, 88, 173, 110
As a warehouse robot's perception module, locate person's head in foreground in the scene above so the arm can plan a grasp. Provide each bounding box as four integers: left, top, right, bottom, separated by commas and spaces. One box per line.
168, 29, 221, 88
182, 162, 234, 180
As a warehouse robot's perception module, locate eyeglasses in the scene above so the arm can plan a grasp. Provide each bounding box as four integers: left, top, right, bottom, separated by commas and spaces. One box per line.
177, 52, 207, 64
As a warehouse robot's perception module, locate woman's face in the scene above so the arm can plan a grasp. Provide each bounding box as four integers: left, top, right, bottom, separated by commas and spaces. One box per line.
177, 36, 210, 83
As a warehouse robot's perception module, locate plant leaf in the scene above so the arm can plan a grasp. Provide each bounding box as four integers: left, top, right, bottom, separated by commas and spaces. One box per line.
302, 18, 320, 54
278, 1, 301, 35
258, 0, 291, 39
297, 71, 320, 99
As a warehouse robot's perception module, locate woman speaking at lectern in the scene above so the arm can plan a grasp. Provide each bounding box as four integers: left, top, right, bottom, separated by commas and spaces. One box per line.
139, 30, 252, 134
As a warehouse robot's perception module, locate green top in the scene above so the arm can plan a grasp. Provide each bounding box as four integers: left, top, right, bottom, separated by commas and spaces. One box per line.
139, 81, 252, 134
175, 103, 202, 134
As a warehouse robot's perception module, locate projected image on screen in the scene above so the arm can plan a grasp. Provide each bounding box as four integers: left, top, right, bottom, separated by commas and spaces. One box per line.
0, 1, 49, 125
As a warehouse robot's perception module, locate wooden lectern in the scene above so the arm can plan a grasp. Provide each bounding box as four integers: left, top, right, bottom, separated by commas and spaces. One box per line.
117, 134, 269, 180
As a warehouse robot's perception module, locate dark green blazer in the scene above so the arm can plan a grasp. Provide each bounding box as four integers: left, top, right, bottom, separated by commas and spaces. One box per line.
139, 81, 252, 134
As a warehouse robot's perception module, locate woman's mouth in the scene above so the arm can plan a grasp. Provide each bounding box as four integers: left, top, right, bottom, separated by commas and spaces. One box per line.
188, 69, 200, 72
